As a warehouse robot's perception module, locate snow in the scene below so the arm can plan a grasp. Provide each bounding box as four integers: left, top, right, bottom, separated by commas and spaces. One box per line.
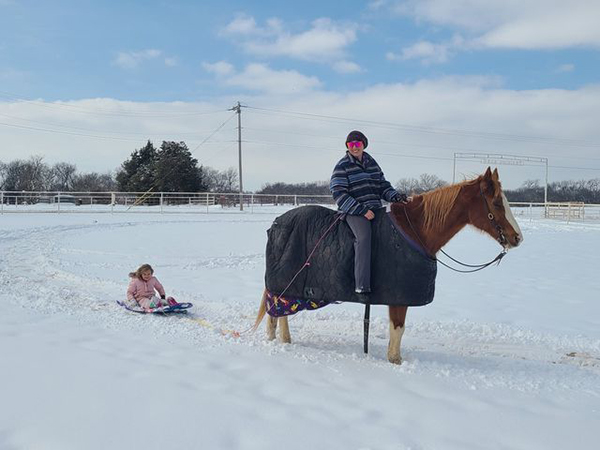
1, 209, 599, 450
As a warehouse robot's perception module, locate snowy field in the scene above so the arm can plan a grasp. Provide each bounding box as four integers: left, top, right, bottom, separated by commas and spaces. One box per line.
1, 209, 599, 450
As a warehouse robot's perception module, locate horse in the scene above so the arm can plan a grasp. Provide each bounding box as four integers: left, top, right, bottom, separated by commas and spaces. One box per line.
253, 167, 522, 364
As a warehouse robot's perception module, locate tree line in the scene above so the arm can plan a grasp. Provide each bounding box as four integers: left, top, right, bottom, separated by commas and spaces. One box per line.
0, 140, 239, 193
2, 141, 599, 202
257, 174, 600, 204
503, 179, 600, 204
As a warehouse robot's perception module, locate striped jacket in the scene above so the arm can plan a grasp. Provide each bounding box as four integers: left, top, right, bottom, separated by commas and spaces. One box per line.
330, 151, 403, 215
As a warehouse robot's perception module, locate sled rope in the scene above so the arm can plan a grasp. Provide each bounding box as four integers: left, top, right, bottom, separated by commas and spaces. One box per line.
275, 213, 343, 302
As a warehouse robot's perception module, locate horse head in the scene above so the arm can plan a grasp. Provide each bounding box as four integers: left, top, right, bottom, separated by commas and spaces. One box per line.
470, 167, 523, 249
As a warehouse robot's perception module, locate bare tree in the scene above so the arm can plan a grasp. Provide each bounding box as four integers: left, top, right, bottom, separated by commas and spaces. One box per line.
0, 160, 6, 190
2, 156, 50, 191
51, 162, 78, 191
396, 173, 447, 195
205, 166, 239, 192
71, 172, 117, 192
395, 177, 420, 195
418, 173, 447, 192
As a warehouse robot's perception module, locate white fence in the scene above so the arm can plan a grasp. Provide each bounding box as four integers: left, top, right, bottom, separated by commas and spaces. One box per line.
0, 191, 335, 214
1, 192, 599, 221
509, 202, 600, 222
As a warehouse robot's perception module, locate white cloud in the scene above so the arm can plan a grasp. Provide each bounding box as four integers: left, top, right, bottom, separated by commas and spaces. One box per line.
223, 13, 260, 35
222, 16, 357, 64
368, 0, 388, 11
332, 60, 362, 74
2, 79, 600, 191
556, 64, 575, 73
113, 49, 176, 69
202, 61, 235, 76
388, 35, 465, 65
113, 49, 162, 69
164, 57, 178, 67
388, 0, 600, 61
389, 41, 451, 64
203, 61, 321, 94
222, 63, 322, 95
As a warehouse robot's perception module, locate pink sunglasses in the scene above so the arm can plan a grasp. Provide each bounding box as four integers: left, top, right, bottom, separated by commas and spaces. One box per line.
347, 141, 363, 149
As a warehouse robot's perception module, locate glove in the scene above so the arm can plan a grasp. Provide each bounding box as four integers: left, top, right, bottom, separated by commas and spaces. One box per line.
393, 193, 408, 203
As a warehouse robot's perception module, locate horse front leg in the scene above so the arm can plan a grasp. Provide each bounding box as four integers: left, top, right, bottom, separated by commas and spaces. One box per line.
388, 306, 407, 364
278, 316, 292, 343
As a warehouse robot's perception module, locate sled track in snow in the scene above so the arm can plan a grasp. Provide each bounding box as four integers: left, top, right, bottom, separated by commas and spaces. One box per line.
1, 218, 599, 396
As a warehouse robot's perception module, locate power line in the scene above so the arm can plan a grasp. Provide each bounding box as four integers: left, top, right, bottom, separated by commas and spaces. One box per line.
243, 125, 600, 164
246, 105, 600, 149
189, 113, 237, 154
243, 138, 600, 172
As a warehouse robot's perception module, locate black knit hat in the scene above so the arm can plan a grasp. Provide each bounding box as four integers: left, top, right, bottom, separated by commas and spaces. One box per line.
346, 130, 368, 149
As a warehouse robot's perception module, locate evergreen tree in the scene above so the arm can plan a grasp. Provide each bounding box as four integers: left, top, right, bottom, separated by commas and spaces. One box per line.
116, 141, 157, 191
153, 141, 207, 192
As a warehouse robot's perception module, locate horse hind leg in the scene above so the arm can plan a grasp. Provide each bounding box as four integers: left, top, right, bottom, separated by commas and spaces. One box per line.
252, 290, 277, 341
266, 314, 277, 341
278, 316, 291, 343
388, 306, 407, 364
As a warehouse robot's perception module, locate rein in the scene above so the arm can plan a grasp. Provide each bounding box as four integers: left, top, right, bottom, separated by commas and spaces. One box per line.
401, 190, 507, 273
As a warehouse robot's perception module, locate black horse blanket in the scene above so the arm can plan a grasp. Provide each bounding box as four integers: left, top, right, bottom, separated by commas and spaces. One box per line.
265, 205, 437, 308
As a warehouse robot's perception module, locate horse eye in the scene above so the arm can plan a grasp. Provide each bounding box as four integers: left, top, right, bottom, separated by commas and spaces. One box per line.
493, 200, 503, 209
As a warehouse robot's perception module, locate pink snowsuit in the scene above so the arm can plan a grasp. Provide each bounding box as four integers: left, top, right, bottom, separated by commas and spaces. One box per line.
127, 276, 166, 308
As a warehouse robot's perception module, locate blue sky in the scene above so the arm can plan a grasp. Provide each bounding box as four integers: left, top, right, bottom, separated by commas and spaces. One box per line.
1, 0, 600, 190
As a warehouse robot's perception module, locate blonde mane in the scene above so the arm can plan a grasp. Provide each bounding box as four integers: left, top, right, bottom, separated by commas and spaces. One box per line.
419, 179, 475, 232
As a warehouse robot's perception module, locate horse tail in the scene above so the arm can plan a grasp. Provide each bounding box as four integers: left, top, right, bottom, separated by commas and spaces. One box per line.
251, 289, 268, 332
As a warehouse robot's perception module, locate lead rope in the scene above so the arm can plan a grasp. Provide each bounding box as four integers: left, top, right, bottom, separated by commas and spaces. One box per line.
274, 213, 344, 302
247, 213, 344, 335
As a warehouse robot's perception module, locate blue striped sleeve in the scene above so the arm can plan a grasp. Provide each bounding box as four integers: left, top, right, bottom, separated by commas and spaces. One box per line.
330, 164, 368, 215
378, 167, 401, 202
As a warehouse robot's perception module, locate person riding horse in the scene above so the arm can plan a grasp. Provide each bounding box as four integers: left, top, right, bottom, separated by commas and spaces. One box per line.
330, 130, 410, 298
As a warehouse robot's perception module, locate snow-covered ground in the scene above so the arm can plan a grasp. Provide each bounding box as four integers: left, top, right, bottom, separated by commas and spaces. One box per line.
1, 209, 599, 450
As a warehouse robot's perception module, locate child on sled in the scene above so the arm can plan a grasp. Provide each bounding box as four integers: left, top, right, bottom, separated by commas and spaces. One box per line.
126, 263, 177, 311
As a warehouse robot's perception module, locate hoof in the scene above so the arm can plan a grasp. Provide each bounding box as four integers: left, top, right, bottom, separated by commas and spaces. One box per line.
388, 355, 403, 365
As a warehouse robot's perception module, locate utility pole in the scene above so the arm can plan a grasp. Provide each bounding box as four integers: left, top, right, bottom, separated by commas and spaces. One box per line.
229, 102, 244, 211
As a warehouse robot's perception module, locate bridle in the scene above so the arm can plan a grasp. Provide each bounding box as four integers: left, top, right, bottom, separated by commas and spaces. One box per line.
479, 185, 508, 247
402, 185, 508, 273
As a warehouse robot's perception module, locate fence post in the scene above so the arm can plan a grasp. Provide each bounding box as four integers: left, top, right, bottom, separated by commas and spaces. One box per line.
160, 192, 164, 214
0, 191, 3, 214
251, 194, 254, 213
294, 195, 297, 206
57, 192, 61, 213
111, 193, 115, 214
206, 193, 209, 214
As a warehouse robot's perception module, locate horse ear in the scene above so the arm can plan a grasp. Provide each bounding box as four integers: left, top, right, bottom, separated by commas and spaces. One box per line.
492, 168, 499, 181
480, 167, 494, 194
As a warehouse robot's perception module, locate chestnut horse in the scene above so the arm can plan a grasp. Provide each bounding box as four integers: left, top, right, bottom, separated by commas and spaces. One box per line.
254, 167, 522, 364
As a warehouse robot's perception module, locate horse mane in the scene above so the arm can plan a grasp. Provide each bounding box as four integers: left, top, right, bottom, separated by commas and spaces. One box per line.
419, 178, 478, 233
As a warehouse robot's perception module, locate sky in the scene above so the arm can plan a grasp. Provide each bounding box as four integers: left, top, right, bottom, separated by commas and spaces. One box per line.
1, 0, 600, 191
